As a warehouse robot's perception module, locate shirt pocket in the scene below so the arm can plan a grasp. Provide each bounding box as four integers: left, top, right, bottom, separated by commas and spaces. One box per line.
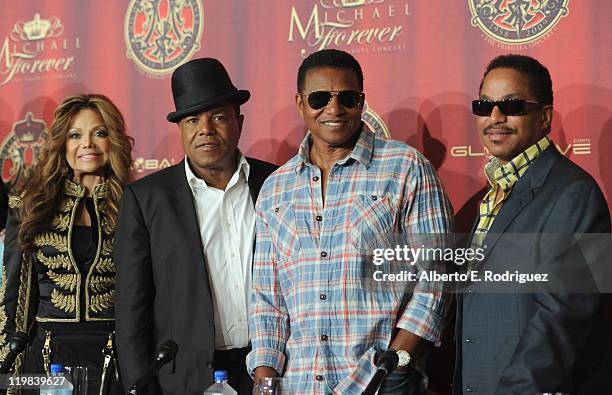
266, 203, 302, 262
350, 194, 398, 252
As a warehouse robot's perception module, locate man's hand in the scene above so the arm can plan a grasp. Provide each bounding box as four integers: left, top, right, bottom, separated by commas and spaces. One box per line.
253, 366, 279, 389
388, 328, 428, 371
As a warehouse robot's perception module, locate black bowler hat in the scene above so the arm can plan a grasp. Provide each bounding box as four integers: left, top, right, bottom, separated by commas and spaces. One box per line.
167, 58, 250, 123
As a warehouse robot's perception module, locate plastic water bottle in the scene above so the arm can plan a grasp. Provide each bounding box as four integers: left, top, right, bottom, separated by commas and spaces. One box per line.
40, 363, 73, 395
202, 370, 238, 394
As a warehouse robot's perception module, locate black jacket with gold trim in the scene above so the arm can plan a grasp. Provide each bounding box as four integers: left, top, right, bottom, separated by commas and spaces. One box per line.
0, 179, 116, 362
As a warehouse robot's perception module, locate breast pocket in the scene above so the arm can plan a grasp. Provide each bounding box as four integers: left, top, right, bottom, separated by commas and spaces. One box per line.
265, 203, 302, 262
350, 195, 398, 252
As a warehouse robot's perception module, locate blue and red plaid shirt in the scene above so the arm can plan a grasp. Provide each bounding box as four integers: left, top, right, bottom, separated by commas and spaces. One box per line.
247, 127, 454, 394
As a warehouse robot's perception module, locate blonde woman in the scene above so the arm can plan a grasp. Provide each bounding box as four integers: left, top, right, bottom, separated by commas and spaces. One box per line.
0, 94, 133, 393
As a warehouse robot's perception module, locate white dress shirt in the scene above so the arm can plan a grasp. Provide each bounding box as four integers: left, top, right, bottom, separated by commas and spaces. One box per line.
184, 155, 255, 350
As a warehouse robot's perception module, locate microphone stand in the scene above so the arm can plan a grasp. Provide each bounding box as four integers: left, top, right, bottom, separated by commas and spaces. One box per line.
362, 349, 399, 395
0, 332, 30, 395
0, 332, 29, 374
128, 340, 178, 395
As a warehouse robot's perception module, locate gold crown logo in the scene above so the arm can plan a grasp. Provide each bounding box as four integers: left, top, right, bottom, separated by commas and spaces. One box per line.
341, 0, 366, 7
11, 13, 64, 42
13, 112, 47, 143
23, 13, 51, 40
19, 132, 35, 142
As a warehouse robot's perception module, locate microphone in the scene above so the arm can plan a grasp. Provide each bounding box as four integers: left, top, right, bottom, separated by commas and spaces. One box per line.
361, 349, 399, 395
128, 340, 178, 394
0, 332, 29, 374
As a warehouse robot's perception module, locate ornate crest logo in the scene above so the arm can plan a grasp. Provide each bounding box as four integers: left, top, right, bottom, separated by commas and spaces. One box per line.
0, 112, 47, 194
11, 13, 64, 41
125, 0, 204, 76
469, 0, 569, 44
362, 101, 390, 139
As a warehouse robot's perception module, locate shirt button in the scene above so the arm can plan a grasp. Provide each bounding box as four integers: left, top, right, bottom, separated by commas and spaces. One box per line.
312, 176, 319, 182
321, 334, 328, 341
371, 195, 378, 201
315, 375, 324, 381
274, 207, 279, 213
320, 251, 327, 257
319, 293, 327, 300
465, 338, 473, 343
316, 215, 322, 222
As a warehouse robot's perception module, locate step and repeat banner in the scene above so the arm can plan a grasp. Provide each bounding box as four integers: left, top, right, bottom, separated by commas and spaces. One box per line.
1, 1, 611, 230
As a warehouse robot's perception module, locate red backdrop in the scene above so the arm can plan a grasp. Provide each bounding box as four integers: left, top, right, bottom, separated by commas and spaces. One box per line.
1, 0, 610, 229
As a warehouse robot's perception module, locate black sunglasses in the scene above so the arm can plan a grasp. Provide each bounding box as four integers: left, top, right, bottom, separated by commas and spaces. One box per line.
472, 99, 546, 116
302, 90, 364, 110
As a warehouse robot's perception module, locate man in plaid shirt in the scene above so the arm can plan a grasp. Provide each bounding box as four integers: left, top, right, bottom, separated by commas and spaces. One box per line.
247, 49, 454, 394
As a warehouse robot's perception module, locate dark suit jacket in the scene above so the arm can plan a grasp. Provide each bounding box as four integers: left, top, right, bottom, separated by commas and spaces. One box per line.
0, 181, 8, 230
114, 157, 277, 395
454, 146, 611, 394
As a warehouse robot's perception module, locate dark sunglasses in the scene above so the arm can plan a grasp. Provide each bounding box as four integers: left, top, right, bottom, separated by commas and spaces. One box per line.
302, 90, 364, 110
472, 99, 546, 116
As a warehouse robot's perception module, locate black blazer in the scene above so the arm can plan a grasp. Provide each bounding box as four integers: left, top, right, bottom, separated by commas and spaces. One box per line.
0, 181, 7, 230
454, 146, 611, 394
114, 157, 277, 395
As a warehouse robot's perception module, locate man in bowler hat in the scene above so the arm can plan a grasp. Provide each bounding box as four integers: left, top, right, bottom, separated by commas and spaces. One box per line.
114, 58, 277, 394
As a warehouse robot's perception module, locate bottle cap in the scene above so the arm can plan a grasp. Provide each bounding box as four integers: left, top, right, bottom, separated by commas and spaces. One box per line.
213, 370, 228, 382
50, 364, 63, 375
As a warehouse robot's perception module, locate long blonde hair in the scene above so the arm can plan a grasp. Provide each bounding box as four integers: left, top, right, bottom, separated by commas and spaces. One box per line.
18, 94, 133, 252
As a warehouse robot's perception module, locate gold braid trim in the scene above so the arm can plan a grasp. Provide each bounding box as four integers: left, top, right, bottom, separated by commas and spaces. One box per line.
92, 183, 108, 198
0, 231, 35, 387
64, 179, 84, 197
36, 250, 72, 270
90, 290, 114, 313
95, 257, 115, 274
7, 353, 22, 394
34, 233, 69, 252
47, 271, 78, 292
0, 342, 8, 363
10, 253, 34, 378
50, 289, 76, 313
0, 265, 8, 361
15, 253, 33, 332
101, 217, 113, 235
89, 275, 115, 292
51, 213, 71, 231
101, 239, 113, 256
60, 198, 75, 213
7, 196, 22, 209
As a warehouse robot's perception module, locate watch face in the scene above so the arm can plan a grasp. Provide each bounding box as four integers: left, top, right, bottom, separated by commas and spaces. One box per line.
397, 350, 411, 367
